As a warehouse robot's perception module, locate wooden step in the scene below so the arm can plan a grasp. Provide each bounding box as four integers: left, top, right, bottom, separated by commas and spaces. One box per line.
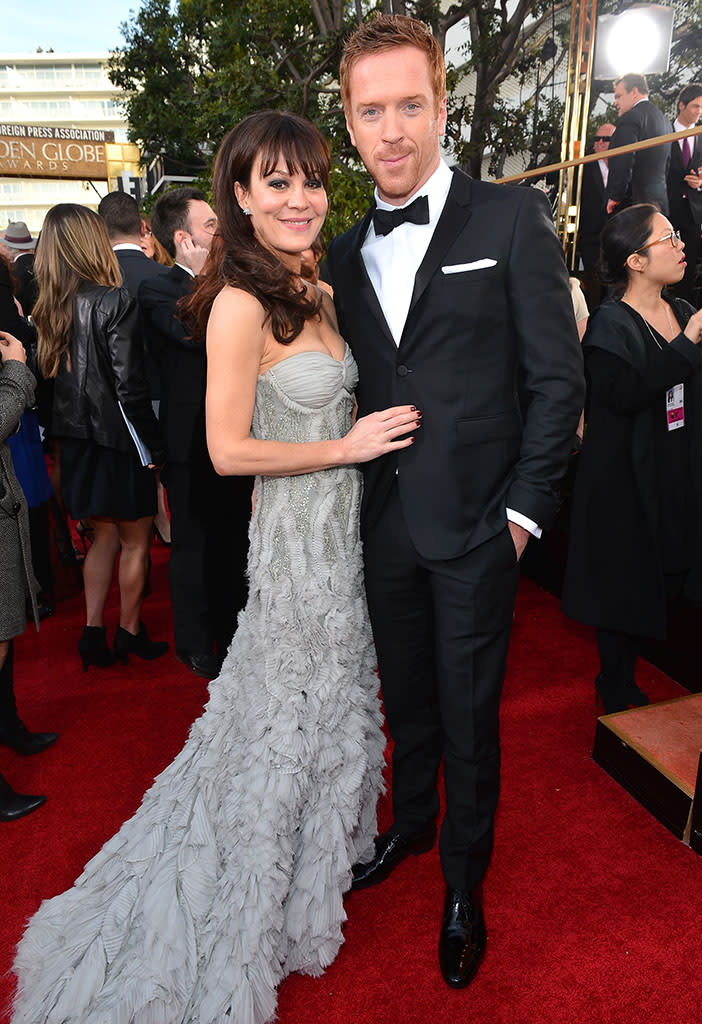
593, 693, 702, 853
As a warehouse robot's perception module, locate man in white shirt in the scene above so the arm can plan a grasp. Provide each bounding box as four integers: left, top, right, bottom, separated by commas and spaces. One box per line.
667, 82, 702, 303
327, 14, 583, 990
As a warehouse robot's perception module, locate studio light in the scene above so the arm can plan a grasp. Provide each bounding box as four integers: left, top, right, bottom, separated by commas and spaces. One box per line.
594, 4, 673, 78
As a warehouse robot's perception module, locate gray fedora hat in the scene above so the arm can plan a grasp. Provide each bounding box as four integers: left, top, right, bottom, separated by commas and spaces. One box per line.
3, 221, 38, 249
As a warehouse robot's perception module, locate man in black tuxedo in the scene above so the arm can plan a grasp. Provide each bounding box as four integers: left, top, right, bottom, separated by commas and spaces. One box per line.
139, 189, 250, 676
607, 72, 672, 216
577, 123, 614, 308
667, 83, 702, 304
327, 15, 584, 989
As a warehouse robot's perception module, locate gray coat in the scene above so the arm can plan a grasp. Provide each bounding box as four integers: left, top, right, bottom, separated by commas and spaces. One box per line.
0, 358, 39, 641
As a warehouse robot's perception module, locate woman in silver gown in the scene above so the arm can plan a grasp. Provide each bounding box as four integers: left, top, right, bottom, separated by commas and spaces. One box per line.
12, 112, 420, 1024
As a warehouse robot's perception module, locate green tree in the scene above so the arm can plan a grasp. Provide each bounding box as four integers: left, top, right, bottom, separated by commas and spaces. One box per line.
109, 0, 702, 218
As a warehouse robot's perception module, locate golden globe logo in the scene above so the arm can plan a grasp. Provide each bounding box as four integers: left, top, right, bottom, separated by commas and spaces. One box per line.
0, 124, 114, 180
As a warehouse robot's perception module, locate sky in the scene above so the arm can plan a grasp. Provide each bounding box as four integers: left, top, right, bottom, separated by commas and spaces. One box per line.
2, 1, 147, 54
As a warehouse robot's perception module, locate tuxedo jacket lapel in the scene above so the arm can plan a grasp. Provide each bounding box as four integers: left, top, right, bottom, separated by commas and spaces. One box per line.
406, 170, 473, 324
349, 207, 396, 349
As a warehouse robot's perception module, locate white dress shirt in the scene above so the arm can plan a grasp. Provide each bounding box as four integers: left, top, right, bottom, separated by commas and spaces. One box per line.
598, 159, 609, 187
361, 158, 541, 538
361, 159, 452, 345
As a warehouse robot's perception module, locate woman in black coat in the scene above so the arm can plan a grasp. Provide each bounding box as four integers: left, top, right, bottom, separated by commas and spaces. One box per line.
31, 204, 168, 669
562, 204, 702, 712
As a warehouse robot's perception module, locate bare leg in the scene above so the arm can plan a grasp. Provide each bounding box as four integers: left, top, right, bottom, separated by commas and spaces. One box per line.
117, 516, 154, 634
83, 519, 120, 627
0, 640, 8, 674
153, 473, 171, 544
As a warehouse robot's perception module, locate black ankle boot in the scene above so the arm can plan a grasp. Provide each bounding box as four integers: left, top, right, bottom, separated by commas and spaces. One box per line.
113, 622, 169, 664
78, 626, 117, 671
0, 772, 46, 821
624, 679, 650, 707
0, 718, 58, 756
0, 642, 58, 755
595, 673, 629, 714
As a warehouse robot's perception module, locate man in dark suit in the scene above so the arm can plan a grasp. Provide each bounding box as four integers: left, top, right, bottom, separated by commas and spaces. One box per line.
97, 191, 168, 409
607, 72, 672, 216
139, 188, 250, 676
327, 15, 584, 989
578, 123, 615, 308
667, 82, 702, 304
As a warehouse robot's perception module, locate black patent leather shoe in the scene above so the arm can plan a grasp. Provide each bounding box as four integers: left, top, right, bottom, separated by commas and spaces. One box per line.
0, 720, 58, 756
439, 887, 486, 988
175, 650, 221, 680
0, 773, 46, 822
351, 825, 436, 891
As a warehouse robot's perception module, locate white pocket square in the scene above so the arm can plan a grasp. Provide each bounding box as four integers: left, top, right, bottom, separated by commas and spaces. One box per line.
441, 259, 497, 274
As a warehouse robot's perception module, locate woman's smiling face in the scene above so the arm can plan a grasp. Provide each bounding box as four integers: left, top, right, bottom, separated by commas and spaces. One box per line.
234, 156, 328, 267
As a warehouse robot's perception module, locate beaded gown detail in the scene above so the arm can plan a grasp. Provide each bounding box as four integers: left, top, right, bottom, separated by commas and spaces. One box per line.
12, 346, 385, 1024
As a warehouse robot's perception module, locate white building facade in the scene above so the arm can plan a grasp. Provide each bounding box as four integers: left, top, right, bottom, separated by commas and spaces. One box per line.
0, 52, 128, 233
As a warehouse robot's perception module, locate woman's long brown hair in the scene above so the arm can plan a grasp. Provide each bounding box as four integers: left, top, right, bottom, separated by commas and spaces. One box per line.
184, 110, 331, 345
33, 204, 121, 378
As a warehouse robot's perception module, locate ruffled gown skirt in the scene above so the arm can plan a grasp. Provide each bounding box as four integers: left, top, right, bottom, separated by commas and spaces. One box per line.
12, 349, 385, 1024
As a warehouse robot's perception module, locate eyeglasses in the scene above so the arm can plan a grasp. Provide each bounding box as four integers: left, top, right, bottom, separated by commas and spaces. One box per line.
593, 135, 612, 142
635, 229, 683, 253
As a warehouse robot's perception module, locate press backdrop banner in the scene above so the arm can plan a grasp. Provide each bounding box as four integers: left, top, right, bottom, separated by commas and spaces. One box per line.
0, 124, 115, 180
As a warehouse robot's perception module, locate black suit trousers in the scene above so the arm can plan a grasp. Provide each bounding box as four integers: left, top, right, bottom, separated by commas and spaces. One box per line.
672, 205, 700, 305
363, 482, 520, 890
162, 462, 212, 654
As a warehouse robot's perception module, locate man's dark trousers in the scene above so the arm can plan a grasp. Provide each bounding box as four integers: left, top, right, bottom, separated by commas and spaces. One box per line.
363, 482, 519, 889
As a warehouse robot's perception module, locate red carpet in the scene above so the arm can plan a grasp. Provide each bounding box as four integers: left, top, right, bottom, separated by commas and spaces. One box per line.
1, 546, 700, 1023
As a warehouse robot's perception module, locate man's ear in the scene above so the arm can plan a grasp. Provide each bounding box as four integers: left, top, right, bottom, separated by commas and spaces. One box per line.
173, 228, 189, 252
344, 112, 357, 148
438, 94, 448, 136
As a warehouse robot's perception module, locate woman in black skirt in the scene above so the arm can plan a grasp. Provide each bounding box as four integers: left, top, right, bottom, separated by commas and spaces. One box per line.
32, 204, 168, 669
562, 204, 702, 712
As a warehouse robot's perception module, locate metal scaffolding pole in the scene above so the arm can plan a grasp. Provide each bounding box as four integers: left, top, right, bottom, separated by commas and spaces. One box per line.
557, 0, 598, 268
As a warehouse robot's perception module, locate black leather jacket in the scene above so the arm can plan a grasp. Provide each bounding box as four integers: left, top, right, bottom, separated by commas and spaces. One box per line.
51, 284, 164, 465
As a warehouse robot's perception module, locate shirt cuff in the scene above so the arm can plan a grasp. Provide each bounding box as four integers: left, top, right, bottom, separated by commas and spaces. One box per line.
506, 508, 542, 539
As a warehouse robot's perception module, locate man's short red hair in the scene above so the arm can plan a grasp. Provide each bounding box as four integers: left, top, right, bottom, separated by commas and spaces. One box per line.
340, 15, 446, 112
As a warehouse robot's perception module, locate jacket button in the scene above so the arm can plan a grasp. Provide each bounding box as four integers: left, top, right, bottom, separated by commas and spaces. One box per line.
12, 502, 21, 516
396, 364, 409, 377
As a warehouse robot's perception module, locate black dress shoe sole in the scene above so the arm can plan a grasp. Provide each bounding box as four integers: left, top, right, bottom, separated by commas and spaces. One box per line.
351, 829, 436, 891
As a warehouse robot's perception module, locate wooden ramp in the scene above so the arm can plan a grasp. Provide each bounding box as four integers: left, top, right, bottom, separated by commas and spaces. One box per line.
593, 693, 702, 854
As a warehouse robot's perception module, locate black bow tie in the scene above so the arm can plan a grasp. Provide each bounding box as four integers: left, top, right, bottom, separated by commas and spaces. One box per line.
372, 194, 430, 236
